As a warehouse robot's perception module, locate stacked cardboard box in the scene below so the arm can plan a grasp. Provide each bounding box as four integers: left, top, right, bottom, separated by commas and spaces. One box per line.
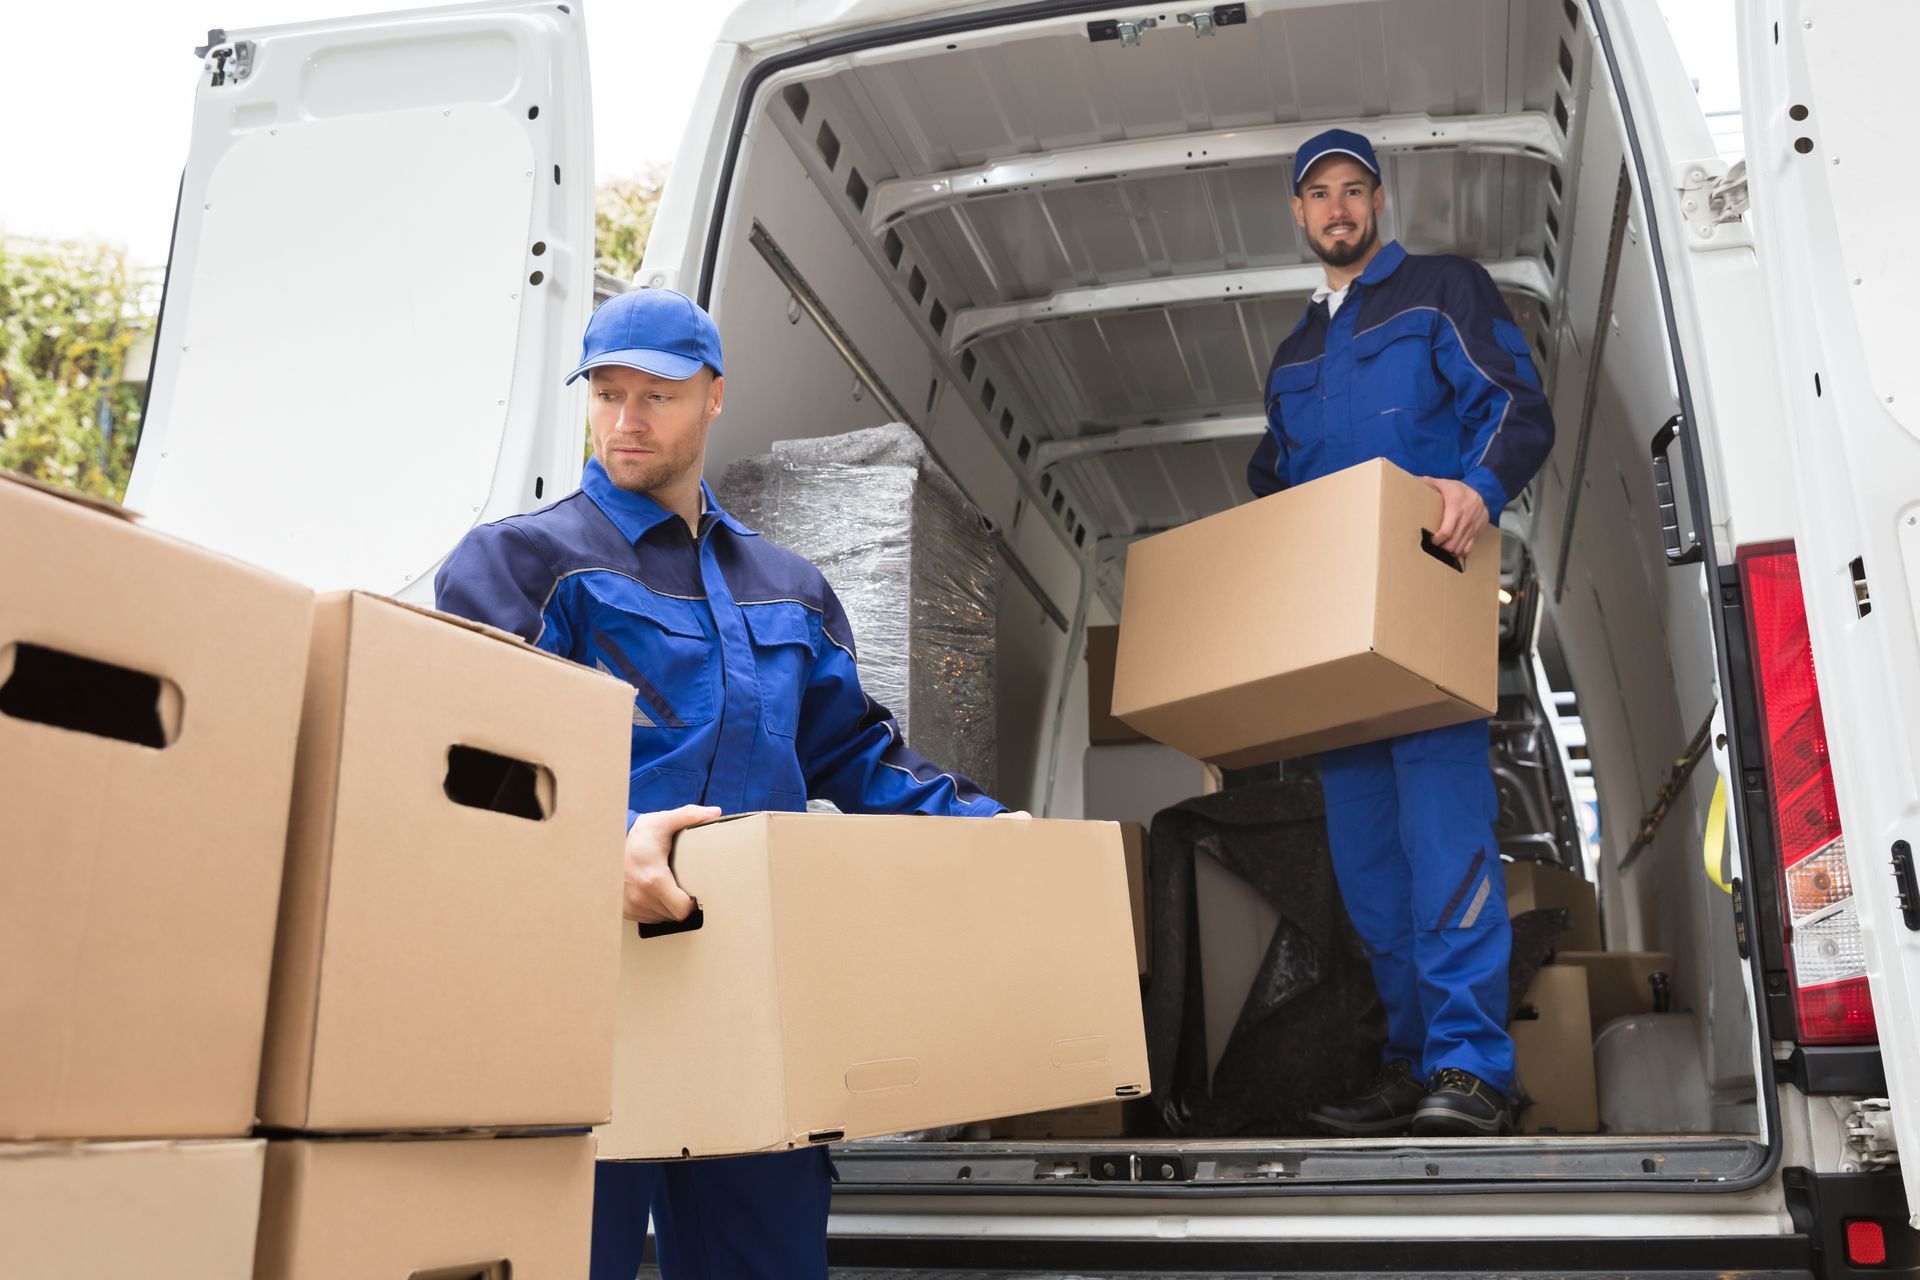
251, 589, 632, 1278
1, 473, 311, 1277
1507, 868, 1676, 1134
2, 473, 635, 1276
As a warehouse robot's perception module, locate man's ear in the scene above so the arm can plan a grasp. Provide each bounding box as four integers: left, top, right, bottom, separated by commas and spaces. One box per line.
1290, 193, 1306, 228
1372, 182, 1386, 216
707, 373, 725, 422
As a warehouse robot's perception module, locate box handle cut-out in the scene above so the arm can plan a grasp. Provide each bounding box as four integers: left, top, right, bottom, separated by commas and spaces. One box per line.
443, 744, 553, 821
637, 905, 705, 940
1419, 529, 1466, 574
0, 641, 183, 748
410, 1262, 511, 1280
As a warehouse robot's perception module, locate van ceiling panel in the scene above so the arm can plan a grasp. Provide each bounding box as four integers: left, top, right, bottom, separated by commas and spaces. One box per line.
848, 0, 1554, 176
979, 288, 1543, 431
896, 153, 1550, 311
774, 0, 1576, 572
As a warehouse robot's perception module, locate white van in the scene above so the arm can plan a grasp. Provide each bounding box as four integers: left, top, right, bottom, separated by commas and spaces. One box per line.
127, 0, 1920, 1272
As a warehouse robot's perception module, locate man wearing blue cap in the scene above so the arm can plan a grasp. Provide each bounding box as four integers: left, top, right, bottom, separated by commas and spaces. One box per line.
434, 287, 1015, 1277
1249, 130, 1556, 1137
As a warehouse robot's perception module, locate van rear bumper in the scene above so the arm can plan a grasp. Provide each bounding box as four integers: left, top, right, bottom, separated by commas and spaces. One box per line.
808, 1171, 1913, 1278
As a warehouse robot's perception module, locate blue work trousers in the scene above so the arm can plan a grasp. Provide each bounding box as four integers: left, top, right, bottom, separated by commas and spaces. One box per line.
589, 1148, 834, 1279
1318, 718, 1514, 1091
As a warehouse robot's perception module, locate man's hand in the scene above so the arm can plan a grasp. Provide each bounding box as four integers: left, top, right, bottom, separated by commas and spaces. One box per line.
623, 804, 720, 924
1419, 477, 1490, 558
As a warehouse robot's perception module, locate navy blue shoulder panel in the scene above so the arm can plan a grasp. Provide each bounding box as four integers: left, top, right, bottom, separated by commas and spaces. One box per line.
495, 490, 632, 575
505, 491, 709, 599
1351, 251, 1483, 327
1267, 305, 1327, 382
716, 530, 828, 607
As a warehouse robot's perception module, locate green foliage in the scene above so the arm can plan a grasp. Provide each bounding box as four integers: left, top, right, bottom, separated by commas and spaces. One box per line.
594, 168, 665, 282
0, 239, 148, 501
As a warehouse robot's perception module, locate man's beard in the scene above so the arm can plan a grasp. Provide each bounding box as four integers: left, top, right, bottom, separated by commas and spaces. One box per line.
601, 439, 698, 496
1309, 218, 1377, 268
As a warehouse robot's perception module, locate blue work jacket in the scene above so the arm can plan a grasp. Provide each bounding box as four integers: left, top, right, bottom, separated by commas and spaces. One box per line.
434, 458, 1005, 828
1247, 240, 1554, 515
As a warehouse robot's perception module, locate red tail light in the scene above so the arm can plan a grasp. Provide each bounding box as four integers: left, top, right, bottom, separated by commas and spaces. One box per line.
1738, 542, 1876, 1046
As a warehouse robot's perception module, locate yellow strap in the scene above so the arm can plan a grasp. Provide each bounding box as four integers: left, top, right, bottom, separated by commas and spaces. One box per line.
1704, 774, 1733, 895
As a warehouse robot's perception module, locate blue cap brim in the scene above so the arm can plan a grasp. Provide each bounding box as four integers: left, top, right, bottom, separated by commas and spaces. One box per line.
1295, 147, 1380, 188
565, 347, 706, 384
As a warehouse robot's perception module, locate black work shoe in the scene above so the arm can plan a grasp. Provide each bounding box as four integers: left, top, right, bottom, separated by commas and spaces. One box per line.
1307, 1059, 1428, 1136
1410, 1067, 1513, 1137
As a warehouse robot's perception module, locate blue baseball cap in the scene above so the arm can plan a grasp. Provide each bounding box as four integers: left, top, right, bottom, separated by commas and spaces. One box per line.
1293, 128, 1381, 191
564, 287, 724, 384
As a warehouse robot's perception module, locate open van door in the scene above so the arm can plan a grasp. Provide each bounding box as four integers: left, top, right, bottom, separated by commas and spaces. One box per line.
1740, 0, 1920, 1226
126, 1, 592, 599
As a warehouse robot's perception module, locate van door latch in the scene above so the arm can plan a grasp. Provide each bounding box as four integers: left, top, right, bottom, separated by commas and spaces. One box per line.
195, 30, 255, 88
1844, 1098, 1899, 1168
1087, 1153, 1188, 1182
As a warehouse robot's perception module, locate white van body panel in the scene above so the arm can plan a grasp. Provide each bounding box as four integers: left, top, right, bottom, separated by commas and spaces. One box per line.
1740, 0, 1920, 1227
126, 0, 591, 599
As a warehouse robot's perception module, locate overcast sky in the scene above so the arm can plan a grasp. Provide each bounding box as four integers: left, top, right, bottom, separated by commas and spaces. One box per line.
0, 0, 1735, 269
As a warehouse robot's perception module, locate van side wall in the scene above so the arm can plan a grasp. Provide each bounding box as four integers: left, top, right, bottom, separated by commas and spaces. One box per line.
1527, 47, 1754, 1125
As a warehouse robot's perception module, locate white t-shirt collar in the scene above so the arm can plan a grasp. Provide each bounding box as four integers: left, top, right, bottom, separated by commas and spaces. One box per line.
1314, 279, 1352, 319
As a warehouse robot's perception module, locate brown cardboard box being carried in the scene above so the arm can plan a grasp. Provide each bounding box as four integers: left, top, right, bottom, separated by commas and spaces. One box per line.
598, 813, 1150, 1160
991, 1099, 1127, 1139
1111, 458, 1500, 766
1121, 821, 1150, 977
1504, 859, 1603, 952
254, 1133, 594, 1279
1085, 625, 1148, 745
257, 591, 632, 1132
0, 470, 313, 1140
1556, 950, 1676, 1030
1510, 964, 1599, 1134
0, 1139, 264, 1278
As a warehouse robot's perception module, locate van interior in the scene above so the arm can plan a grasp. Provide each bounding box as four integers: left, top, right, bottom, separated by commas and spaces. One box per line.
687, 0, 1760, 1191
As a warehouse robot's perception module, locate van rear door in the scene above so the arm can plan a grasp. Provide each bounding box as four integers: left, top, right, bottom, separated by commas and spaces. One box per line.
126, 1, 592, 598
1740, 0, 1920, 1226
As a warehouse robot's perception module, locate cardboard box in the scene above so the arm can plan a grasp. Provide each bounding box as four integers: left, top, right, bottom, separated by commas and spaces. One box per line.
254, 1134, 593, 1279
258, 591, 632, 1132
1504, 859, 1603, 952
1556, 951, 1676, 1030
1, 471, 313, 1139
991, 1100, 1127, 1139
0, 1139, 264, 1277
599, 813, 1150, 1160
1511, 964, 1599, 1134
1121, 822, 1150, 976
1085, 625, 1148, 745
1112, 459, 1500, 766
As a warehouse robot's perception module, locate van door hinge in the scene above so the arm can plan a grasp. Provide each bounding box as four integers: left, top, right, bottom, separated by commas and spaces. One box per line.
1845, 1098, 1899, 1168
195, 30, 255, 87
1675, 158, 1750, 247
1090, 5, 1245, 43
